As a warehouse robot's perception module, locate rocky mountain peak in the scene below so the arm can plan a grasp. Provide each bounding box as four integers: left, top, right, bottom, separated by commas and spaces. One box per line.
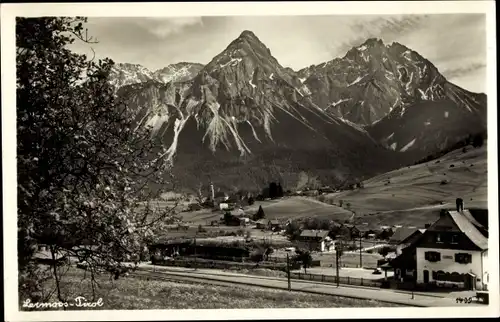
356, 38, 385, 51
114, 31, 486, 191
238, 30, 259, 40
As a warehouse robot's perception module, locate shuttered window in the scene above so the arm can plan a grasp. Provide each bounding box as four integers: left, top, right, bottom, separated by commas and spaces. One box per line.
424, 251, 441, 262
454, 253, 472, 264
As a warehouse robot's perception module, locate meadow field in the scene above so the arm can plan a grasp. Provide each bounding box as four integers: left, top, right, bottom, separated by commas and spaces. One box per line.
28, 268, 400, 310
318, 145, 488, 228
150, 145, 487, 240
179, 196, 353, 226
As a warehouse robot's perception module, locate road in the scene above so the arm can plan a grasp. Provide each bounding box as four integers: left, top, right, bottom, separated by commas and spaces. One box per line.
344, 244, 388, 254
130, 264, 481, 308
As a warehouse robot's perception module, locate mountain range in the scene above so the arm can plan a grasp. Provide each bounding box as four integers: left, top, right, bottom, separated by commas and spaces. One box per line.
109, 62, 204, 89
108, 30, 487, 193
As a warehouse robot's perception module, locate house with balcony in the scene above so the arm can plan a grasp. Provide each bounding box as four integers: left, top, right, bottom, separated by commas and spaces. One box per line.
413, 208, 488, 290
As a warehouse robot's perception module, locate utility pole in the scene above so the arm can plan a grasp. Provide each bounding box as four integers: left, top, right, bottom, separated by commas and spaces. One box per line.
194, 234, 197, 271
335, 248, 340, 288
412, 279, 416, 299
359, 234, 362, 268
286, 253, 291, 291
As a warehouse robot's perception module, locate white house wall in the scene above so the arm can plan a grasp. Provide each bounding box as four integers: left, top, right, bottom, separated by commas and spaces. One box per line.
416, 247, 484, 288
482, 250, 489, 289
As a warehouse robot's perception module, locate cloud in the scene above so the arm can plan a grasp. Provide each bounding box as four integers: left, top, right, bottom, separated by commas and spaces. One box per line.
68, 15, 487, 93
441, 63, 487, 80
135, 17, 204, 38
324, 15, 429, 56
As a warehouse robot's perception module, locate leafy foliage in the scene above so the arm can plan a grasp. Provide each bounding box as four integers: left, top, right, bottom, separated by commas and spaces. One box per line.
17, 17, 175, 302
253, 205, 266, 221
293, 249, 313, 273
223, 212, 240, 226
284, 220, 302, 241
412, 130, 487, 166
378, 246, 396, 258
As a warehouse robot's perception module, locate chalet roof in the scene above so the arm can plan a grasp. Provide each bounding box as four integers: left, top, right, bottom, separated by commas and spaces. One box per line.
269, 220, 280, 225
389, 227, 418, 243
461, 209, 485, 230
256, 219, 268, 225
300, 230, 329, 239
448, 210, 488, 250
33, 250, 67, 260
388, 248, 416, 268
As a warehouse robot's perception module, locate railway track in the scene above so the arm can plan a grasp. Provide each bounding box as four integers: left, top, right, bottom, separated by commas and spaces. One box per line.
127, 268, 425, 307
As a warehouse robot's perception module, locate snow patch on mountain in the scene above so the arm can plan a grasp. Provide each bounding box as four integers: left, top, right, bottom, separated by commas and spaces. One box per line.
402, 50, 413, 62
223, 117, 251, 156
165, 114, 190, 162
400, 106, 407, 117
331, 98, 352, 107
418, 88, 428, 100
405, 72, 414, 94
249, 78, 256, 89
263, 112, 274, 142
348, 74, 368, 87
390, 98, 399, 112
339, 117, 368, 134
109, 63, 156, 89
246, 120, 262, 143
154, 63, 204, 83
146, 113, 170, 133
220, 57, 242, 69
420, 65, 428, 78
400, 138, 417, 152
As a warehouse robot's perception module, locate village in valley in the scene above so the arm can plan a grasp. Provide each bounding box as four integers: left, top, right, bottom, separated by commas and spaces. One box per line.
30, 141, 490, 308
127, 143, 490, 307
12, 9, 494, 315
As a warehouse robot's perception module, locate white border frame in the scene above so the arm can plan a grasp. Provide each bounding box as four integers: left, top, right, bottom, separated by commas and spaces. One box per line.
2, 1, 498, 321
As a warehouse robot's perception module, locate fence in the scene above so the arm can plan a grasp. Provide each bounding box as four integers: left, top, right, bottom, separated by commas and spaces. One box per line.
290, 272, 383, 288
153, 257, 301, 271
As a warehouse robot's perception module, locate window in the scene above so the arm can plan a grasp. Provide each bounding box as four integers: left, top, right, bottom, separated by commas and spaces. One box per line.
455, 253, 472, 264
436, 234, 442, 243
451, 235, 458, 244
425, 251, 441, 262
432, 271, 438, 279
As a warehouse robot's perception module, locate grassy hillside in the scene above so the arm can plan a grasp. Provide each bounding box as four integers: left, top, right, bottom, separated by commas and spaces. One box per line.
156, 144, 486, 230
180, 196, 353, 225
28, 268, 400, 310
318, 144, 487, 228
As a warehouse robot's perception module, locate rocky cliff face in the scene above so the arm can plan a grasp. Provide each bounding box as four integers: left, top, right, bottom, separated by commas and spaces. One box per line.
114, 31, 486, 191
298, 38, 487, 154
108, 62, 203, 90
366, 83, 487, 154
153, 62, 204, 84
118, 31, 413, 191
109, 63, 157, 90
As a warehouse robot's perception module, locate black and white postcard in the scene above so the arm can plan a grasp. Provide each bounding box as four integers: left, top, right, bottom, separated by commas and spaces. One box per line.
2, 1, 498, 321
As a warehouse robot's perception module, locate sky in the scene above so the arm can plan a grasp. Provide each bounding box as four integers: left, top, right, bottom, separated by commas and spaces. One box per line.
69, 14, 487, 93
